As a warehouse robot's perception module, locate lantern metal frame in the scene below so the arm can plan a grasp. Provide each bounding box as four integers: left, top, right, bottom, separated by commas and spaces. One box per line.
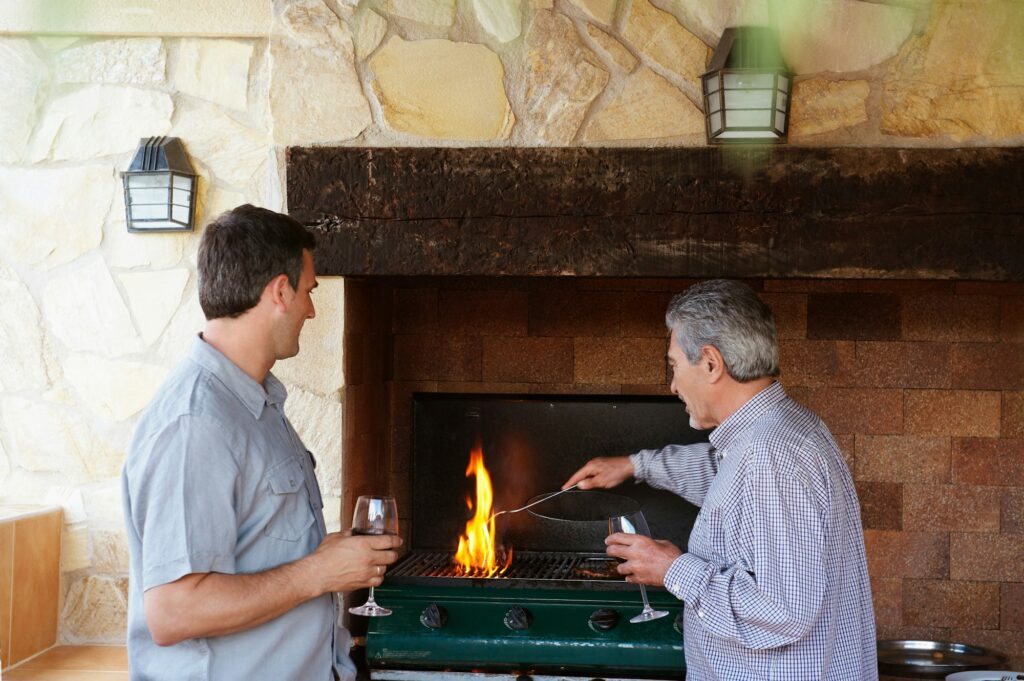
121, 136, 198, 233
701, 26, 791, 144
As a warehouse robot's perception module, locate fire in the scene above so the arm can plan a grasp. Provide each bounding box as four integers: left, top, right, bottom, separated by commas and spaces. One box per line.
454, 441, 511, 576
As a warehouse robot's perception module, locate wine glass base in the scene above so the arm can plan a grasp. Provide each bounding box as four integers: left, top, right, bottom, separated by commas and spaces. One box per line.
630, 608, 670, 624
349, 603, 392, 617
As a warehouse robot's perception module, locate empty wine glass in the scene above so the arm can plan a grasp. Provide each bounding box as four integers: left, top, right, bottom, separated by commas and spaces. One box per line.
608, 511, 670, 624
348, 495, 399, 617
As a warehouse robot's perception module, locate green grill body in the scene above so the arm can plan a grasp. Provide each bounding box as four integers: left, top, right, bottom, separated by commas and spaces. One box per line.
366, 580, 685, 679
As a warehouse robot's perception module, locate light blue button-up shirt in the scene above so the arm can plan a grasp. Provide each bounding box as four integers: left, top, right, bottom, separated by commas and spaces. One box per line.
122, 335, 355, 681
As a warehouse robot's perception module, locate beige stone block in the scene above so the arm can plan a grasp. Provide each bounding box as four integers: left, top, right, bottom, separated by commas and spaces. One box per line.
273, 277, 344, 395
92, 529, 129, 573
789, 78, 869, 139
1, 397, 122, 483
270, 2, 371, 146
172, 105, 269, 189
775, 0, 915, 75
63, 353, 168, 421
0, 439, 10, 492
0, 38, 48, 164
371, 36, 514, 140
54, 38, 165, 84
83, 482, 126, 531
0, 0, 271, 37
0, 166, 110, 270
201, 187, 247, 224
61, 525, 92, 572
175, 39, 253, 111
61, 575, 127, 643
155, 292, 206, 365
622, 0, 709, 83
586, 24, 638, 72
37, 36, 79, 51
882, 0, 1024, 141
470, 0, 522, 43
649, 0, 769, 44
518, 11, 608, 144
567, 0, 617, 25
0, 264, 49, 393
42, 257, 142, 357
118, 269, 190, 346
584, 66, 704, 141
104, 218, 188, 269
353, 7, 388, 61
30, 86, 173, 162
283, 386, 343, 497
381, 0, 456, 26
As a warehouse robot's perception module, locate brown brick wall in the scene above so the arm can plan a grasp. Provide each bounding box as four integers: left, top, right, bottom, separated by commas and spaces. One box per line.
341, 276, 1024, 666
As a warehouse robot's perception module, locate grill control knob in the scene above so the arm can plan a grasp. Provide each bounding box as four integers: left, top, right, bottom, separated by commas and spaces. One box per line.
588, 608, 620, 632
420, 603, 448, 630
674, 612, 685, 635
503, 605, 533, 631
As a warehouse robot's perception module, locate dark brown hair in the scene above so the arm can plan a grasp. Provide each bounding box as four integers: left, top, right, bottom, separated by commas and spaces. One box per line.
197, 204, 316, 320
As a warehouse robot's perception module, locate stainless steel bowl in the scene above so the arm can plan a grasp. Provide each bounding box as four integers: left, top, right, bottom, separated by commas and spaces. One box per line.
877, 639, 1008, 678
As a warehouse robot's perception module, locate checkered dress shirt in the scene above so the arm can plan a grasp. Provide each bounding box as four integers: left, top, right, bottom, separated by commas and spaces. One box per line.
631, 382, 877, 681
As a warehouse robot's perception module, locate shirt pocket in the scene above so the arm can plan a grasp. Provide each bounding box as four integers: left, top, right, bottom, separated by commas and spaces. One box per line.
263, 457, 315, 541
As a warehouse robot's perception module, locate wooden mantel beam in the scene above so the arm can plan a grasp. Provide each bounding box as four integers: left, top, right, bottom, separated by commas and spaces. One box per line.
286, 147, 1024, 280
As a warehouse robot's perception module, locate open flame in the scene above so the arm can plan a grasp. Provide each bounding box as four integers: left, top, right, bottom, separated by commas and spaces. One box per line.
454, 441, 512, 576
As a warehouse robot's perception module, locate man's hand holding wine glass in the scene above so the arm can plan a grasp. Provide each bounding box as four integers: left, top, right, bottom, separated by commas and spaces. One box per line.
605, 533, 681, 586
307, 529, 401, 595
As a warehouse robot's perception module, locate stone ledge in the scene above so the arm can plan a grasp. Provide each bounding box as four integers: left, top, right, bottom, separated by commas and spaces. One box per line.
0, 0, 271, 37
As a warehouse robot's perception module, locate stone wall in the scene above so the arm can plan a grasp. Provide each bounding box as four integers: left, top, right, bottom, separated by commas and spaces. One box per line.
0, 0, 1021, 646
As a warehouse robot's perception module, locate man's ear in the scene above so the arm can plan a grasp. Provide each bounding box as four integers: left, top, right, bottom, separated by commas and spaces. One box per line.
701, 345, 726, 383
264, 273, 292, 311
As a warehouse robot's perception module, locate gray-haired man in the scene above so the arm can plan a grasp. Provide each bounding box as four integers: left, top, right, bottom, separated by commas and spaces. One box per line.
565, 279, 876, 680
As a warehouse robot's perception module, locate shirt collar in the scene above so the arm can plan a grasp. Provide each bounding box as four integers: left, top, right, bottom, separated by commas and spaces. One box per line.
708, 381, 787, 453
187, 334, 287, 419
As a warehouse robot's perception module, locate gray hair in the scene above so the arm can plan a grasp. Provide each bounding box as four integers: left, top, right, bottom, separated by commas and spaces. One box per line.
665, 279, 779, 382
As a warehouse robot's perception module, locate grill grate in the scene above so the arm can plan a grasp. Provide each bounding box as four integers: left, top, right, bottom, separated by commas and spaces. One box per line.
388, 550, 621, 581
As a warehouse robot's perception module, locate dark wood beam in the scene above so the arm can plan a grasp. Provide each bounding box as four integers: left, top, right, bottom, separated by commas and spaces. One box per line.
287, 147, 1024, 280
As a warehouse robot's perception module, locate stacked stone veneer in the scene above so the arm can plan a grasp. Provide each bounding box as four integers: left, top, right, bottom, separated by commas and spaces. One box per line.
0, 0, 1022, 647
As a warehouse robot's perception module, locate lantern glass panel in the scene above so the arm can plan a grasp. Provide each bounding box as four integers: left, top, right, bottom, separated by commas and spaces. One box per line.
709, 111, 723, 134
718, 130, 781, 140
172, 188, 192, 206
703, 75, 720, 95
778, 74, 790, 92
130, 187, 171, 205
776, 91, 788, 111
127, 174, 169, 189
131, 203, 171, 220
172, 205, 191, 224
172, 174, 192, 191
723, 72, 775, 89
775, 110, 786, 132
724, 88, 774, 110
706, 95, 722, 114
726, 109, 773, 127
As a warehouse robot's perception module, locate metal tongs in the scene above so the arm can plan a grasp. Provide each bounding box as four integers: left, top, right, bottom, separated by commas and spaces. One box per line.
489, 483, 580, 522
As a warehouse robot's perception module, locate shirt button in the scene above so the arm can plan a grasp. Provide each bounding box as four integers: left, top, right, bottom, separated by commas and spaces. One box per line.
697, 608, 705, 619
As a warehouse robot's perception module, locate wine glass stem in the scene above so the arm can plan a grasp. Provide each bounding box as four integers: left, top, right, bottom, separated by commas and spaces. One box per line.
639, 583, 653, 610
366, 587, 377, 606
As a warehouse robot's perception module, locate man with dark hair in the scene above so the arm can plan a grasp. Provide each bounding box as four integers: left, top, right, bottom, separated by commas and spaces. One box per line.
566, 279, 876, 680
122, 205, 400, 681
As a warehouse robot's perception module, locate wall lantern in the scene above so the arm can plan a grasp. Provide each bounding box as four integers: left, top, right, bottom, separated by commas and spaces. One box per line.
701, 26, 791, 144
122, 136, 197, 232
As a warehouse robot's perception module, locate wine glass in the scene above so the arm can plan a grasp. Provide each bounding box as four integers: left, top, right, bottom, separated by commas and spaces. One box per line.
348, 495, 399, 617
608, 511, 670, 624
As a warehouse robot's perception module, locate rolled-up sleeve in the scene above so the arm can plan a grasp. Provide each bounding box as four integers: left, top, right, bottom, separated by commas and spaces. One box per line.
665, 465, 826, 650
126, 414, 240, 591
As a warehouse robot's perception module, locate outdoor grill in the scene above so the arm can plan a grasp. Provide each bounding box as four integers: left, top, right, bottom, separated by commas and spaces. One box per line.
365, 394, 707, 681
